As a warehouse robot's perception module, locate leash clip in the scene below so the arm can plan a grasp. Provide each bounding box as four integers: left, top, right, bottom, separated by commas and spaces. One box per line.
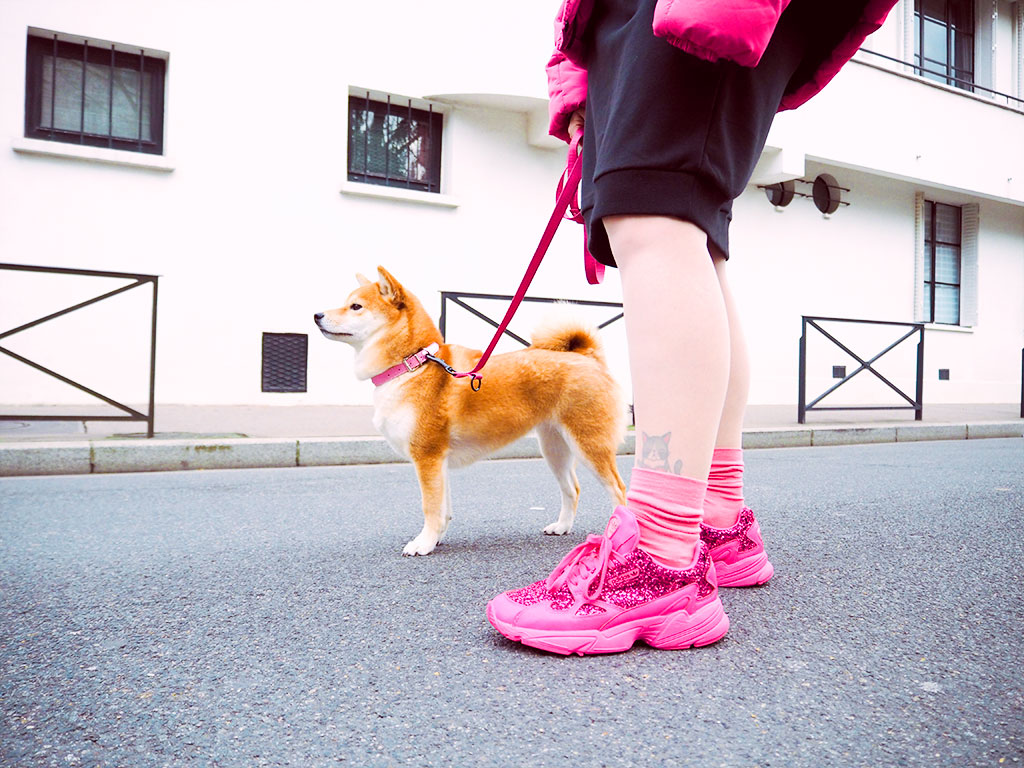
424, 351, 456, 375
425, 352, 484, 391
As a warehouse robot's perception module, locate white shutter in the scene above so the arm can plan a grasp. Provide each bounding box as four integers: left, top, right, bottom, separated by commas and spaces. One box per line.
960, 203, 980, 327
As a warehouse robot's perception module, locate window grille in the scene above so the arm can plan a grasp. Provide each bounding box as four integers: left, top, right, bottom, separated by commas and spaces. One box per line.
914, 0, 975, 91
348, 93, 442, 193
24, 34, 166, 155
262, 333, 308, 393
923, 201, 962, 325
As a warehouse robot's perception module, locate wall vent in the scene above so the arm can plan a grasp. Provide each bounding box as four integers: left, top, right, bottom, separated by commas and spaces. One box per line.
262, 333, 308, 392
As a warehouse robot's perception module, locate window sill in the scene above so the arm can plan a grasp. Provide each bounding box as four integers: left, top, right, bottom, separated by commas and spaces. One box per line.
12, 138, 175, 172
923, 323, 973, 334
340, 180, 459, 208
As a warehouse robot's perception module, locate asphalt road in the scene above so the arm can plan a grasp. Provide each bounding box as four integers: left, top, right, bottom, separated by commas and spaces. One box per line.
1, 439, 1022, 768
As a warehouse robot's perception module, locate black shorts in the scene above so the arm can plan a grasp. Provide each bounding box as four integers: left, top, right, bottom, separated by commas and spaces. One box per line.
581, 0, 858, 264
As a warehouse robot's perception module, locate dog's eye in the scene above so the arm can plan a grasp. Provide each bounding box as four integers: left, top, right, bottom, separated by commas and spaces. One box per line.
350, 303, 362, 311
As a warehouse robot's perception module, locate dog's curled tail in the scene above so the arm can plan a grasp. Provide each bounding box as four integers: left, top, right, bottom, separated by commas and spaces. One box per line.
530, 304, 607, 363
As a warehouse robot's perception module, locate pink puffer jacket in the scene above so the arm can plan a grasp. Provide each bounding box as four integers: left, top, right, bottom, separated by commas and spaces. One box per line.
547, 0, 898, 140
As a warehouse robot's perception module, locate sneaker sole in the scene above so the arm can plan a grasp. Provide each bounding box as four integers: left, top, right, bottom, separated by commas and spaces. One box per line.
714, 552, 774, 587
486, 598, 730, 656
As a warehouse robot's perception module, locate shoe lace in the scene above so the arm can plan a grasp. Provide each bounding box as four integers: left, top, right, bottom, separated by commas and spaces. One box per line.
545, 533, 625, 602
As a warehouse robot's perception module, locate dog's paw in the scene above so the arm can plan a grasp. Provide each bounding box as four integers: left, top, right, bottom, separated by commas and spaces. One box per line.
402, 534, 438, 556
543, 520, 573, 535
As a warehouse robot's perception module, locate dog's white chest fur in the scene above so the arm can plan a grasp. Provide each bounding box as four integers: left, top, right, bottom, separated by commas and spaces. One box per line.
372, 382, 417, 458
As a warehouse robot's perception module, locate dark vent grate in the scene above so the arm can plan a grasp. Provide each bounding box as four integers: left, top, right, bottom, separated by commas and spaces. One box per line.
262, 333, 307, 392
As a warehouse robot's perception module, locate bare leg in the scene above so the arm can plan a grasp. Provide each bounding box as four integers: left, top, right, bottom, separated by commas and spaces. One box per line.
701, 252, 751, 528
607, 215, 729, 482
712, 253, 750, 451
604, 215, 730, 566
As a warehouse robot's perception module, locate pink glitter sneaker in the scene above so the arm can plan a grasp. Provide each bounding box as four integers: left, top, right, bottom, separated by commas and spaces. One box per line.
486, 507, 729, 655
700, 507, 774, 587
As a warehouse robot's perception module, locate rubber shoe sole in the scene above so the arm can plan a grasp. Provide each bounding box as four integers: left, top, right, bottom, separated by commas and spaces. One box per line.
714, 551, 774, 587
486, 597, 730, 656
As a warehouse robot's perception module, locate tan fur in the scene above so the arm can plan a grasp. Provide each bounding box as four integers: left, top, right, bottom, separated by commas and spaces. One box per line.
315, 267, 627, 556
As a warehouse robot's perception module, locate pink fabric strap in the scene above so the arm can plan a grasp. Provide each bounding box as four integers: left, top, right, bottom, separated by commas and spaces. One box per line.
444, 130, 601, 388
370, 343, 440, 387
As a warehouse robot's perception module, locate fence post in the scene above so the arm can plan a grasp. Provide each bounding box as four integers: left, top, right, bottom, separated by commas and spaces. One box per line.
147, 277, 159, 438
915, 325, 924, 421
798, 318, 807, 424
439, 292, 448, 340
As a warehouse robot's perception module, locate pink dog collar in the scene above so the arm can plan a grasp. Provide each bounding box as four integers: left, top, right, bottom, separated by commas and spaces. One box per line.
371, 343, 440, 387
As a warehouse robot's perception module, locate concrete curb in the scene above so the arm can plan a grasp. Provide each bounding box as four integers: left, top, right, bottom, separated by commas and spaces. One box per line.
93, 438, 299, 474
0, 422, 1019, 477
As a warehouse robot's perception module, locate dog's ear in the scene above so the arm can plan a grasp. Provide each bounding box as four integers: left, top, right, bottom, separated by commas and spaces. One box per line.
376, 266, 406, 308
356, 273, 371, 286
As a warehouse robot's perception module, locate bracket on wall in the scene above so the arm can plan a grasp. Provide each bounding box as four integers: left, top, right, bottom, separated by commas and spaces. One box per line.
758, 175, 851, 214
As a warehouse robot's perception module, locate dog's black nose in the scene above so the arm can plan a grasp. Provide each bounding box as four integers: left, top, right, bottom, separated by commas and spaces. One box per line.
314, 312, 324, 323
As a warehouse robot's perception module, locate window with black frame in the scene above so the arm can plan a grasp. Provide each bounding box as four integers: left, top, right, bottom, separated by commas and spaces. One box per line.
923, 201, 962, 325
348, 94, 442, 193
24, 33, 165, 155
914, 0, 975, 91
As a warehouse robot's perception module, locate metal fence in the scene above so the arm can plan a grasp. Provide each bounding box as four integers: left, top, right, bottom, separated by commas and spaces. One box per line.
798, 315, 925, 424
0, 263, 159, 437
438, 291, 624, 346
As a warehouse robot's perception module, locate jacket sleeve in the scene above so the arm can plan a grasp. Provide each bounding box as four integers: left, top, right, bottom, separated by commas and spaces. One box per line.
652, 0, 789, 68
546, 48, 588, 142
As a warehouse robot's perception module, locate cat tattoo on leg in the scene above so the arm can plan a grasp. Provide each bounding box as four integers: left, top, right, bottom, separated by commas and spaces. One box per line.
639, 432, 683, 475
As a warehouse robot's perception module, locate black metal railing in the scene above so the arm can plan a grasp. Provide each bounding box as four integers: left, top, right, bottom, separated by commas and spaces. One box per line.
439, 291, 632, 421
856, 48, 1024, 110
439, 291, 623, 346
798, 316, 925, 424
0, 263, 159, 437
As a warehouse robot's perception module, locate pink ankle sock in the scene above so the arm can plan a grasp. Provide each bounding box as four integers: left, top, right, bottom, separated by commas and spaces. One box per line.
626, 467, 707, 568
704, 448, 744, 528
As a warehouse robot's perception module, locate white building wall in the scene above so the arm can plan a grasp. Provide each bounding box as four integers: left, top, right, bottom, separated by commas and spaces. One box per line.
1, 0, 1021, 414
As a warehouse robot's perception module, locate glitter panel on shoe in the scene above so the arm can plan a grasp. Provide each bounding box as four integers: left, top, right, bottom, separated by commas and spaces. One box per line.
506, 545, 715, 611
507, 579, 573, 610
602, 546, 716, 607
700, 507, 759, 550
700, 507, 774, 587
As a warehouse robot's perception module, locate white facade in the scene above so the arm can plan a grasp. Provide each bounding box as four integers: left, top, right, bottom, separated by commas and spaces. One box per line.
1, 0, 1022, 416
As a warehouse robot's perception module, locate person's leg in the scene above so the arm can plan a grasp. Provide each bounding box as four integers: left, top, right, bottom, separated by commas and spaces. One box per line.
612, 215, 729, 478
712, 254, 749, 451
608, 214, 730, 568
701, 254, 774, 586
703, 254, 750, 529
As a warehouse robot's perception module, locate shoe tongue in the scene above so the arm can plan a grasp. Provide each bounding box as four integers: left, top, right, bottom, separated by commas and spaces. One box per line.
603, 506, 640, 554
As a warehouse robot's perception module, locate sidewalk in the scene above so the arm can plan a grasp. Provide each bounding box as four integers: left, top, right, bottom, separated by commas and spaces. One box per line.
1, 403, 1020, 477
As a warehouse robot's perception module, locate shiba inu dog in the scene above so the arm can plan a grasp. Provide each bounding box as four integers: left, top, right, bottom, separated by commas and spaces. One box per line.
314, 267, 628, 556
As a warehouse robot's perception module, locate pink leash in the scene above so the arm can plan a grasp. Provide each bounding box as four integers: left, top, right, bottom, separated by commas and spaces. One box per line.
435, 131, 602, 391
